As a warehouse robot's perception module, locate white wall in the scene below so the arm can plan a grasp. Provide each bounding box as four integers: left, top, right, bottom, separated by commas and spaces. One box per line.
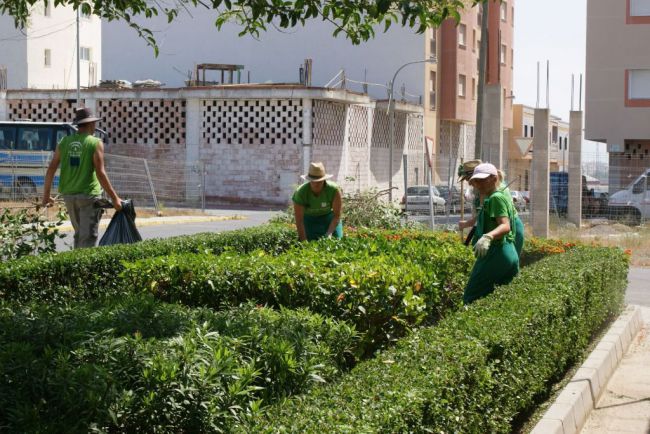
0, 5, 101, 89
0, 15, 28, 88
102, 13, 425, 102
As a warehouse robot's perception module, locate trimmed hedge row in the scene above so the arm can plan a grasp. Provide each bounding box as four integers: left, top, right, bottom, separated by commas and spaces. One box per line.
0, 225, 298, 303
124, 235, 474, 355
0, 296, 357, 433
242, 246, 628, 433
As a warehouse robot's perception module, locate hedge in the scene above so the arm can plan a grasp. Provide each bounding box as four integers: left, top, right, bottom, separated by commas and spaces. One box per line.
123, 235, 474, 355
0, 296, 357, 433
242, 246, 628, 433
0, 225, 298, 303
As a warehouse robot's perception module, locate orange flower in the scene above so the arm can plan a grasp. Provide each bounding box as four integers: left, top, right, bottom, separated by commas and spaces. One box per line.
336, 293, 346, 303
624, 249, 633, 256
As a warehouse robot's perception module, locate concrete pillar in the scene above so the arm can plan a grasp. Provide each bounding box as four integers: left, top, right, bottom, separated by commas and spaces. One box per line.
482, 83, 503, 168
0, 91, 7, 121
568, 111, 583, 227
531, 108, 550, 238
185, 97, 202, 201
302, 98, 313, 176
341, 105, 350, 185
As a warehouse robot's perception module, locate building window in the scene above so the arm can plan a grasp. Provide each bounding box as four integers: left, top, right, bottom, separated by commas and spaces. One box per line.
459, 24, 467, 47
511, 6, 514, 26
472, 78, 476, 100
472, 29, 477, 52
429, 71, 437, 110
500, 44, 507, 65
524, 125, 528, 137
531, 126, 534, 137
501, 2, 507, 21
44, 1, 51, 17
79, 47, 91, 61
511, 48, 514, 69
552, 125, 559, 143
430, 30, 437, 56
458, 74, 466, 98
628, 69, 650, 99
44, 49, 51, 67
627, 0, 650, 23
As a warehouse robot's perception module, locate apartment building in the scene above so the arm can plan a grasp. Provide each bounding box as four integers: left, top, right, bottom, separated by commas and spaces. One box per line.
426, 0, 515, 184
586, 0, 650, 192
507, 104, 569, 192
0, 6, 101, 89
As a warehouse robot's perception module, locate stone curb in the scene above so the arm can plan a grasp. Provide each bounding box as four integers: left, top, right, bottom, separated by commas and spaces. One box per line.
56, 215, 245, 233
530, 305, 643, 434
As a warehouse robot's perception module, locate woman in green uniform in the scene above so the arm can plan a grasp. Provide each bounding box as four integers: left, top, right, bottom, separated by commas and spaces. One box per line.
463, 163, 519, 304
292, 162, 343, 241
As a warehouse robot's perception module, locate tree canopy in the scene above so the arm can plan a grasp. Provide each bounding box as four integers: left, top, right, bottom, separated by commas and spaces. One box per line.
2, 0, 479, 54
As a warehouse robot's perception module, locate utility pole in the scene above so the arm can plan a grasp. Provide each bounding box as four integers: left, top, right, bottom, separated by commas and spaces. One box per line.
475, 1, 489, 160
76, 8, 81, 108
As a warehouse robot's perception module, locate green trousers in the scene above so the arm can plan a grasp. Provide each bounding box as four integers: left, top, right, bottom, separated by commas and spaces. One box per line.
463, 240, 519, 304
303, 212, 343, 241
514, 216, 525, 257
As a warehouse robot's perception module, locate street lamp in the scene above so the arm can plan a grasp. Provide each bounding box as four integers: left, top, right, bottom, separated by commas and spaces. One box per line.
388, 56, 437, 202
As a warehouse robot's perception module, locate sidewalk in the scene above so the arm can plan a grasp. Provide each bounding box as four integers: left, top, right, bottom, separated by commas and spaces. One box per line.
580, 306, 650, 433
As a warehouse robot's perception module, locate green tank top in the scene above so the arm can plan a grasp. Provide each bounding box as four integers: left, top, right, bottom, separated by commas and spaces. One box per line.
292, 181, 340, 217
57, 134, 102, 196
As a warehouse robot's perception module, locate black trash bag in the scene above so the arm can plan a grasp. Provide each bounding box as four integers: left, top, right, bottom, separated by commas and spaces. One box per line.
98, 199, 142, 246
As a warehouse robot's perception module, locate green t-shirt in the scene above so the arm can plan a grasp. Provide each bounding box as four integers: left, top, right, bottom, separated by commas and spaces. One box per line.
479, 190, 516, 244
57, 133, 102, 196
292, 181, 340, 217
498, 182, 519, 218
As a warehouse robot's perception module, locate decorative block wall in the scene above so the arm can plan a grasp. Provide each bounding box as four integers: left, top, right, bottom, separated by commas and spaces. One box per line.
7, 99, 75, 122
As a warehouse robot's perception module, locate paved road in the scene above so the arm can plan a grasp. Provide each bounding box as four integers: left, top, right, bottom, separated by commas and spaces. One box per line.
55, 209, 278, 252
626, 267, 650, 307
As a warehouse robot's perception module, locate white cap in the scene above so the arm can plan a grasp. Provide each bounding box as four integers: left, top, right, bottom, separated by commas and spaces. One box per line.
469, 163, 498, 180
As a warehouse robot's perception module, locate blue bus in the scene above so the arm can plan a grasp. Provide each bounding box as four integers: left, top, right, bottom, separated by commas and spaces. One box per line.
0, 121, 107, 199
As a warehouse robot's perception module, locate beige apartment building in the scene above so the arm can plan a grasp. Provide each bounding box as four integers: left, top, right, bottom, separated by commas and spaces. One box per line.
507, 104, 569, 192
424, 0, 515, 185
586, 0, 650, 191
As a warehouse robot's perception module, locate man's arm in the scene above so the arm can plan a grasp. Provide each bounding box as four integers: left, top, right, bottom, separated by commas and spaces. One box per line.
293, 203, 307, 241
42, 148, 61, 206
93, 141, 123, 211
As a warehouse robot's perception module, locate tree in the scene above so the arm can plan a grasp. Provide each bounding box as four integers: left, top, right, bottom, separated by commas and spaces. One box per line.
1, 0, 477, 54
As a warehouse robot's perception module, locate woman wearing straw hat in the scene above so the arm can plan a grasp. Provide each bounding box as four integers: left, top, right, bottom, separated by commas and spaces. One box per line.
292, 162, 343, 241
463, 163, 519, 304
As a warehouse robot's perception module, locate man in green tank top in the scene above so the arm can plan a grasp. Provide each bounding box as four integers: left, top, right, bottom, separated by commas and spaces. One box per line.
42, 108, 122, 249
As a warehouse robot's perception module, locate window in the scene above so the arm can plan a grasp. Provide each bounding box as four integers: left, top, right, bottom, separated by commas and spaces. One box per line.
429, 71, 437, 110
472, 29, 477, 52
459, 24, 467, 47
44, 49, 51, 67
44, 1, 51, 17
511, 48, 514, 69
500, 44, 507, 65
430, 30, 437, 56
629, 69, 650, 99
458, 74, 466, 98
524, 125, 528, 137
511, 6, 514, 26
0, 126, 16, 150
79, 47, 91, 61
501, 2, 507, 21
630, 0, 650, 16
16, 127, 53, 151
472, 78, 476, 100
531, 126, 534, 137
552, 126, 559, 143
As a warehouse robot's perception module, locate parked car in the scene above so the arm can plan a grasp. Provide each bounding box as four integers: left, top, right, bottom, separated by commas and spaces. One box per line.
510, 190, 527, 212
401, 186, 446, 214
436, 185, 472, 214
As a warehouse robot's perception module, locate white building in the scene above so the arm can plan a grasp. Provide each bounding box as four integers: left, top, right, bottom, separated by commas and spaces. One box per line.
0, 5, 101, 89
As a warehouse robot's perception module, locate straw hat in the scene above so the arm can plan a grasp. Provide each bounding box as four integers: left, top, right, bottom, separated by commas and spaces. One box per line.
301, 162, 333, 182
457, 159, 483, 182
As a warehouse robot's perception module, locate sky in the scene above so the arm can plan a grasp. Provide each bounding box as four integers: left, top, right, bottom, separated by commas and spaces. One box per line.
513, 0, 605, 163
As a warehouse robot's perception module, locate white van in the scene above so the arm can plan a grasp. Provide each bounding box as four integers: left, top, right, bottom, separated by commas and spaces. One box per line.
608, 169, 650, 225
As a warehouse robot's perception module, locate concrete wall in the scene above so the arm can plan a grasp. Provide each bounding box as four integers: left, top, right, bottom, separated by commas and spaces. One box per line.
102, 17, 424, 102
586, 0, 650, 147
0, 15, 27, 89
1, 86, 423, 205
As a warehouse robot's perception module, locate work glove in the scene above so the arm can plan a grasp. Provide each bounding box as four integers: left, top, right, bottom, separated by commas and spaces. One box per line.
474, 234, 493, 258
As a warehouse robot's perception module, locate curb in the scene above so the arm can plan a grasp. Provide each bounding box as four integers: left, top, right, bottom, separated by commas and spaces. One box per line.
530, 305, 644, 434
56, 215, 245, 233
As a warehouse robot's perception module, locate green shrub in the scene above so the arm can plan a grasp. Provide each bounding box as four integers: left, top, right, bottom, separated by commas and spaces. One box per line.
0, 206, 66, 261
243, 246, 628, 433
124, 234, 473, 355
0, 224, 298, 303
0, 296, 357, 433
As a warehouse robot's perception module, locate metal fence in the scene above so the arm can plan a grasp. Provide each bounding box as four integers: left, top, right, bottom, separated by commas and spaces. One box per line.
0, 151, 206, 210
